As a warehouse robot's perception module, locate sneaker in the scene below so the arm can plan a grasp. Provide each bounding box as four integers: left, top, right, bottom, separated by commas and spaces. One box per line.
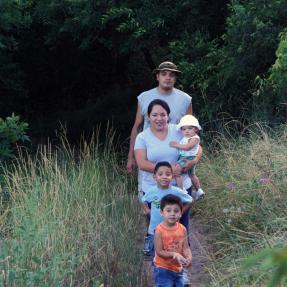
143, 235, 150, 257
195, 188, 205, 201
182, 268, 191, 286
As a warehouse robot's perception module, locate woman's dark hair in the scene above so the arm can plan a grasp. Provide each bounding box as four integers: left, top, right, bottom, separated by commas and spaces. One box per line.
160, 194, 183, 211
147, 99, 171, 116
154, 161, 172, 174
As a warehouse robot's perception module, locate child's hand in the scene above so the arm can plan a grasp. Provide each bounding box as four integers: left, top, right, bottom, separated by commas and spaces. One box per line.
172, 253, 188, 265
169, 141, 177, 148
144, 209, 151, 216
172, 164, 182, 177
182, 257, 192, 267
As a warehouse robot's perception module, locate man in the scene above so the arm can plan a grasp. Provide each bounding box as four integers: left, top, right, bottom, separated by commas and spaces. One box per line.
127, 61, 193, 174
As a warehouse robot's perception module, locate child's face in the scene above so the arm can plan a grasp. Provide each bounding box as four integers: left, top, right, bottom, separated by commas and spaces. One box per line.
154, 166, 173, 188
181, 125, 196, 137
161, 204, 182, 225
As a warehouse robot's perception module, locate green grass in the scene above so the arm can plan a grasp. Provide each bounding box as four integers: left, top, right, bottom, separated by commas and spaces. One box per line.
197, 124, 287, 286
0, 130, 146, 287
1, 124, 286, 286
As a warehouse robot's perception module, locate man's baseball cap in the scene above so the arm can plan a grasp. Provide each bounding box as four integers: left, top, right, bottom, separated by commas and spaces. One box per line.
153, 61, 182, 74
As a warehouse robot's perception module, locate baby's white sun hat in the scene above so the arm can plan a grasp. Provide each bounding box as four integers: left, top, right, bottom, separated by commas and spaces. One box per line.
177, 115, 201, 130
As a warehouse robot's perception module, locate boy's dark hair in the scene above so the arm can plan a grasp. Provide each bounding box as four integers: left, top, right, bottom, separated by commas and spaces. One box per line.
160, 194, 183, 211
154, 161, 172, 174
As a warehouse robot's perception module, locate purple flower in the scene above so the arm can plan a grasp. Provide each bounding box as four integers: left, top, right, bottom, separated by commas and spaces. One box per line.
259, 174, 270, 185
226, 182, 236, 190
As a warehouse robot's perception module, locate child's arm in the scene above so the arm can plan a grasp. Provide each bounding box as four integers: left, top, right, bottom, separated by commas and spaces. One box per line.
182, 202, 193, 215
170, 138, 199, 151
141, 203, 150, 216
182, 229, 192, 267
154, 229, 187, 265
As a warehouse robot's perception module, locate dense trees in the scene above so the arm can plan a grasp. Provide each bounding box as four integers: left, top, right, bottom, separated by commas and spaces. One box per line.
0, 0, 286, 140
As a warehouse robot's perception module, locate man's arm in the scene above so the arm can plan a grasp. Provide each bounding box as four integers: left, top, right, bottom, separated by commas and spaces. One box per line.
187, 102, 192, 115
127, 104, 144, 173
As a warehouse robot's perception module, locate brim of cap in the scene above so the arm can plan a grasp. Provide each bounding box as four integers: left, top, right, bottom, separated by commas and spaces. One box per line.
177, 123, 202, 131
153, 68, 182, 74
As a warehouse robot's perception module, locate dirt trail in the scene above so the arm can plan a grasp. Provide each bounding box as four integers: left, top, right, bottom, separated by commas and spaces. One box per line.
141, 214, 210, 286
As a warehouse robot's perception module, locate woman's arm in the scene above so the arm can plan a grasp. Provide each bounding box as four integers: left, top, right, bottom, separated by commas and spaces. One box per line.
181, 145, 203, 172
134, 149, 156, 173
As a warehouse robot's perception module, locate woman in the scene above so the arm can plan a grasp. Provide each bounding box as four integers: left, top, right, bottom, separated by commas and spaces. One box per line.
134, 99, 202, 231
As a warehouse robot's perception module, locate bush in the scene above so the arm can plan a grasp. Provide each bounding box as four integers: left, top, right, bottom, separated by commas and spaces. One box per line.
0, 113, 29, 161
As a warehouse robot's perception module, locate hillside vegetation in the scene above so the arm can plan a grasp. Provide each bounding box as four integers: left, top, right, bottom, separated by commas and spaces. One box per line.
198, 124, 287, 286
0, 125, 286, 286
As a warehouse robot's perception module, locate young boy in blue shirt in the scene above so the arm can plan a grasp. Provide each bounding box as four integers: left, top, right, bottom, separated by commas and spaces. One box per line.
141, 161, 193, 259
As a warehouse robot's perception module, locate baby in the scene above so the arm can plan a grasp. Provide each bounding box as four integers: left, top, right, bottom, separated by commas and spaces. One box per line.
170, 115, 205, 201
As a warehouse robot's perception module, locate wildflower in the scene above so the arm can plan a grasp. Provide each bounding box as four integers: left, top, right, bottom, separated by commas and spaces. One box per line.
226, 182, 236, 190
259, 174, 270, 185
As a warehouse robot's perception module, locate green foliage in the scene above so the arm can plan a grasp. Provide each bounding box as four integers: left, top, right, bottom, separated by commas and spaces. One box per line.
0, 0, 287, 137
251, 30, 287, 122
243, 247, 287, 287
0, 0, 29, 111
0, 114, 29, 161
171, 0, 287, 126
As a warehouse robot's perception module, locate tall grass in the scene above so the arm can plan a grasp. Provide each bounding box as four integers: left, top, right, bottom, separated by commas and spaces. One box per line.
198, 123, 287, 286
1, 123, 286, 286
0, 129, 146, 287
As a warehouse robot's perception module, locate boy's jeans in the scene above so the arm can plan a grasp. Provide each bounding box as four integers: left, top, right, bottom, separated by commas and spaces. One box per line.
154, 266, 184, 287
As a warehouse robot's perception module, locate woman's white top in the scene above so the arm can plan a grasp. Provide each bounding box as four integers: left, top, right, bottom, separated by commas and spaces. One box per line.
134, 124, 191, 192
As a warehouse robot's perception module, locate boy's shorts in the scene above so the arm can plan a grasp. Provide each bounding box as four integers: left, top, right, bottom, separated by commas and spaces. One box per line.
178, 156, 196, 175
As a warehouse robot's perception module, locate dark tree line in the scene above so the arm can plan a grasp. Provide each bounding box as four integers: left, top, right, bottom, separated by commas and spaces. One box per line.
0, 0, 286, 141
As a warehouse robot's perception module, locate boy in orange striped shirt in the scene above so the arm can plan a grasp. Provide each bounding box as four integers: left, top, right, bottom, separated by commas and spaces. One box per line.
154, 194, 192, 286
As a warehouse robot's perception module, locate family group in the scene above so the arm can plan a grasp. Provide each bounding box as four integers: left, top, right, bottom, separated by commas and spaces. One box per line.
126, 61, 205, 286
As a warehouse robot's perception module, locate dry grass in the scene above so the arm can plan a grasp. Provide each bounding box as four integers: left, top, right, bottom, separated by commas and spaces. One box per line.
196, 124, 287, 286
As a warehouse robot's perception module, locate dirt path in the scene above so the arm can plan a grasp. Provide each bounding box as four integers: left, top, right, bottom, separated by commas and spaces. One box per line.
141, 214, 210, 286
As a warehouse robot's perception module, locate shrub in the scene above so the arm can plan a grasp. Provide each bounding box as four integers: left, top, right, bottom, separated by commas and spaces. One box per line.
0, 113, 29, 161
